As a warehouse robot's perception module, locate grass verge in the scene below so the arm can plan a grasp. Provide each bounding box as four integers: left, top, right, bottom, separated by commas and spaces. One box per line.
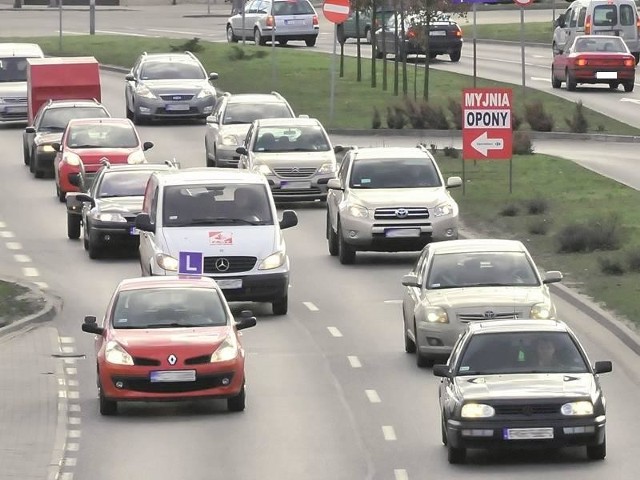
1, 35, 639, 135
473, 22, 553, 44
0, 281, 44, 327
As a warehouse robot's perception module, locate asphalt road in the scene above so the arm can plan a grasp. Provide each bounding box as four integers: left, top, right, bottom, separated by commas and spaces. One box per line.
1, 68, 640, 478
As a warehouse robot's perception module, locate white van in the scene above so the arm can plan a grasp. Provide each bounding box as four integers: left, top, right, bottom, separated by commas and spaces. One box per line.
553, 0, 640, 62
135, 168, 298, 315
0, 43, 44, 122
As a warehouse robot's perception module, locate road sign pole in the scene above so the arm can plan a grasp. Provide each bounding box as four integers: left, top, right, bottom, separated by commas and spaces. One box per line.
58, 0, 63, 52
520, 7, 525, 99
330, 23, 337, 124
271, 2, 276, 89
242, 6, 246, 46
89, 0, 95, 35
473, 3, 477, 88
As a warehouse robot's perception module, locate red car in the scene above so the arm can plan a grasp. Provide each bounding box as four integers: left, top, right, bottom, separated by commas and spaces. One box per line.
81, 276, 257, 415
53, 118, 153, 202
552, 35, 636, 92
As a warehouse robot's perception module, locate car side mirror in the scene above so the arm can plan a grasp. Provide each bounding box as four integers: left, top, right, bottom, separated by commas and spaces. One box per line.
401, 273, 420, 287
279, 210, 298, 230
75, 193, 95, 207
236, 310, 257, 330
333, 145, 347, 154
542, 270, 563, 284
51, 142, 61, 152
209, 72, 219, 81
25, 126, 36, 134
594, 361, 612, 374
327, 178, 342, 190
143, 141, 154, 151
81, 315, 104, 335
135, 213, 155, 233
446, 176, 462, 189
236, 146, 248, 156
206, 115, 217, 124
125, 73, 135, 81
432, 364, 451, 378
66, 192, 83, 212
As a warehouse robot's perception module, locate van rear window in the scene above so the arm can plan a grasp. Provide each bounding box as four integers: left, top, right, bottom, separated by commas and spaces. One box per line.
620, 5, 636, 26
593, 6, 617, 27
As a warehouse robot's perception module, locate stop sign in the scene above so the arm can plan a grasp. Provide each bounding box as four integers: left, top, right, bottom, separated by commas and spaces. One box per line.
513, 0, 533, 6
323, 0, 350, 24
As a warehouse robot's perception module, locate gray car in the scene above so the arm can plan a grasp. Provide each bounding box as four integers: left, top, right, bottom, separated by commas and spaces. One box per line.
326, 146, 462, 265
124, 51, 219, 124
205, 92, 295, 168
0, 43, 44, 123
401, 239, 563, 368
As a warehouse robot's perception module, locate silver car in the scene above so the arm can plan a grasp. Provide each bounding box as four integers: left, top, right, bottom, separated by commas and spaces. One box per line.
0, 43, 44, 123
401, 239, 563, 367
236, 117, 337, 202
205, 92, 295, 168
226, 0, 319, 47
124, 51, 219, 124
326, 146, 462, 265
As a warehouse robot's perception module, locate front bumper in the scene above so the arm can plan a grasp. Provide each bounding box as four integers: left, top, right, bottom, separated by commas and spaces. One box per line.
33, 149, 57, 172
416, 320, 461, 357
267, 174, 333, 201
214, 144, 241, 167
90, 222, 140, 249
135, 96, 215, 120
60, 164, 100, 193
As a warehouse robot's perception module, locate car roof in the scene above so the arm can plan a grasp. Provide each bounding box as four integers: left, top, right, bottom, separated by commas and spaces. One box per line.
429, 238, 527, 255
255, 117, 321, 127
101, 163, 173, 173
227, 93, 288, 104
351, 146, 432, 160
45, 99, 106, 109
140, 53, 199, 63
0, 43, 44, 57
156, 167, 268, 187
467, 319, 569, 335
116, 276, 220, 292
66, 118, 133, 127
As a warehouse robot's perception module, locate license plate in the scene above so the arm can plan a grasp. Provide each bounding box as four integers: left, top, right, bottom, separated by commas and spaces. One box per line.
166, 103, 190, 111
595, 30, 615, 35
429, 30, 446, 36
284, 19, 303, 25
130, 227, 139, 235
504, 427, 554, 440
5, 105, 27, 113
216, 278, 242, 289
281, 181, 311, 190
385, 228, 420, 238
150, 370, 196, 383
596, 71, 617, 79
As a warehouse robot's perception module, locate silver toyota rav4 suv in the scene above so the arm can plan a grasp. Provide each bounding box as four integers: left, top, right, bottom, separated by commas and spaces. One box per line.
326, 146, 462, 264
0, 43, 44, 123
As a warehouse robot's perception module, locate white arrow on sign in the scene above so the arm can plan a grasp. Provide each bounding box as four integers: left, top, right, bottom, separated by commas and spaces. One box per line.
620, 98, 640, 105
471, 131, 504, 156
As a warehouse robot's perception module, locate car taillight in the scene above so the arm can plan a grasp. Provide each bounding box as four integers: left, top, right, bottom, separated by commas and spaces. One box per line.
576, 57, 588, 66
585, 15, 591, 34
313, 15, 318, 26
266, 15, 274, 27
636, 15, 640, 35
407, 27, 416, 39
624, 58, 635, 67
455, 27, 462, 37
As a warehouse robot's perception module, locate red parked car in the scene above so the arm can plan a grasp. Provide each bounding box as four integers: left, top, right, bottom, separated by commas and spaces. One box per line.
551, 35, 636, 92
53, 117, 153, 202
81, 276, 257, 415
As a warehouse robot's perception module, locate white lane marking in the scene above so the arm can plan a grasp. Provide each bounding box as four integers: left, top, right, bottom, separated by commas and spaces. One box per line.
97, 29, 154, 37
60, 30, 86, 36
6, 242, 22, 250
58, 378, 66, 386
384, 299, 403, 304
148, 28, 204, 35
62, 346, 75, 354
327, 326, 343, 337
22, 267, 39, 277
63, 458, 77, 467
66, 443, 79, 452
58, 391, 67, 399
394, 469, 409, 480
63, 359, 76, 365
382, 425, 397, 441
68, 417, 81, 425
68, 380, 79, 387
34, 281, 48, 290
60, 337, 75, 344
531, 76, 550, 82
303, 302, 319, 311
13, 254, 31, 263
59, 473, 74, 480
347, 355, 362, 368
365, 389, 381, 403
68, 430, 81, 438
0, 231, 15, 238
68, 391, 80, 399
0, 221, 5, 228
66, 368, 77, 375
621, 97, 640, 105
69, 404, 81, 412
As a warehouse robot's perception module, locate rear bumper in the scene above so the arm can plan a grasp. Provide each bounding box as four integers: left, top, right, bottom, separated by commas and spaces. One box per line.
571, 67, 635, 83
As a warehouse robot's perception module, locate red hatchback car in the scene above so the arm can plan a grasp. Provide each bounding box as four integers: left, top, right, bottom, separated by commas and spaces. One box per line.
81, 276, 257, 415
552, 35, 636, 92
53, 117, 154, 202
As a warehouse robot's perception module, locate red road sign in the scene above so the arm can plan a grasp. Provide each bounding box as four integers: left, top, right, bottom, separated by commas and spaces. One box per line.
323, 0, 350, 24
513, 0, 534, 6
462, 88, 513, 160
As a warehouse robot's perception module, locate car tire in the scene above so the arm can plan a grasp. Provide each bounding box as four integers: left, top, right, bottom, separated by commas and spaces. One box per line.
132, 107, 146, 126
125, 104, 133, 120
587, 436, 606, 460
552, 42, 561, 56
67, 213, 81, 240
447, 444, 466, 464
404, 325, 416, 354
305, 37, 317, 47
23, 140, 30, 166
416, 348, 434, 368
624, 81, 634, 93
205, 140, 214, 167
99, 383, 117, 416
634, 53, 639, 65
278, 39, 288, 46
441, 414, 448, 446
327, 211, 338, 256
87, 229, 102, 259
449, 49, 461, 62
272, 295, 288, 315
337, 223, 356, 265
56, 183, 66, 202
29, 154, 36, 173
254, 28, 266, 46
609, 81, 619, 90
375, 48, 384, 59
227, 384, 246, 412
227, 25, 238, 43
566, 69, 577, 91
551, 69, 562, 89
365, 27, 372, 45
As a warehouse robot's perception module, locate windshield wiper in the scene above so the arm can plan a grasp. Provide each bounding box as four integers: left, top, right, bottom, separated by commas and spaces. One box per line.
143, 323, 205, 328
190, 217, 260, 225
72, 144, 100, 149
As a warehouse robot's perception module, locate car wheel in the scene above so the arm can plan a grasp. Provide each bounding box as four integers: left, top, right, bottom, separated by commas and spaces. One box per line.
552, 42, 561, 56
447, 444, 466, 464
365, 27, 372, 44
404, 324, 416, 354
67, 213, 81, 240
23, 140, 30, 166
227, 383, 246, 412
587, 435, 606, 460
337, 223, 356, 265
566, 69, 577, 91
551, 69, 562, 89
205, 139, 214, 167
99, 383, 117, 416
226, 25, 238, 43
132, 107, 146, 126
254, 28, 265, 46
609, 81, 619, 90
375, 47, 384, 59
449, 49, 461, 62
87, 229, 102, 259
624, 81, 635, 93
634, 53, 639, 65
56, 183, 66, 202
327, 211, 338, 256
125, 103, 133, 120
278, 39, 288, 46
441, 414, 448, 446
305, 37, 317, 47
272, 294, 288, 315
29, 154, 36, 173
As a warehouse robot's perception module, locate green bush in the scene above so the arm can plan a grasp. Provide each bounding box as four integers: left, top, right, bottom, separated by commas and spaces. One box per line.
372, 107, 381, 129
566, 100, 588, 133
556, 216, 623, 253
500, 203, 519, 217
527, 218, 550, 235
447, 97, 462, 130
525, 100, 554, 132
599, 256, 625, 275
525, 198, 549, 215
513, 131, 533, 155
170, 37, 204, 53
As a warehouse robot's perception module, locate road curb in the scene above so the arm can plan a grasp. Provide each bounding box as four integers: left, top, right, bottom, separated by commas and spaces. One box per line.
0, 277, 61, 339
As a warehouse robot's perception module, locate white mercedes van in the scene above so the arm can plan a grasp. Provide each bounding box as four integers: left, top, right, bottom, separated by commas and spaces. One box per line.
553, 0, 640, 62
0, 43, 44, 122
135, 168, 298, 315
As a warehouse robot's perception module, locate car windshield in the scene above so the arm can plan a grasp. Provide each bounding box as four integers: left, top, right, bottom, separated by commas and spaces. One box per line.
253, 125, 330, 152
223, 103, 292, 125
97, 171, 154, 198
39, 107, 109, 131
111, 287, 228, 329
573, 37, 627, 53
273, 0, 315, 15
349, 158, 441, 189
457, 331, 589, 375
0, 56, 29, 82
162, 183, 274, 227
426, 251, 540, 289
67, 123, 139, 149
140, 61, 205, 80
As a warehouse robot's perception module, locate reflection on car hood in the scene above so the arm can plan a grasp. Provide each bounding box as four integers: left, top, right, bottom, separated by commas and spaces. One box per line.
0, 82, 27, 97
425, 286, 547, 308
455, 373, 596, 400
34, 131, 63, 145
142, 79, 210, 93
112, 325, 229, 353
349, 187, 447, 207
253, 151, 335, 166
96, 196, 144, 213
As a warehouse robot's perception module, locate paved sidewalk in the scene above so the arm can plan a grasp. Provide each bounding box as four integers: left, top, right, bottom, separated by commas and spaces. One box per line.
0, 326, 63, 480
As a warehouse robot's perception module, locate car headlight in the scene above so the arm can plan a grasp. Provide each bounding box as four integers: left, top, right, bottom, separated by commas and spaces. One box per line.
433, 202, 454, 217
63, 151, 82, 167
561, 401, 594, 416
221, 134, 238, 146
92, 212, 127, 222
255, 164, 273, 175
37, 144, 56, 152
127, 150, 147, 165
531, 303, 553, 319
318, 162, 336, 174
136, 84, 157, 99
259, 250, 285, 270
424, 306, 449, 323
461, 403, 495, 418
348, 204, 369, 218
197, 88, 215, 99
155, 253, 178, 272
105, 341, 134, 366
210, 334, 239, 362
